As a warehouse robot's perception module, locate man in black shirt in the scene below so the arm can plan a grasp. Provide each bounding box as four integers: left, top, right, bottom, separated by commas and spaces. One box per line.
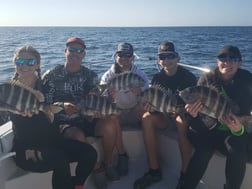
134, 41, 197, 189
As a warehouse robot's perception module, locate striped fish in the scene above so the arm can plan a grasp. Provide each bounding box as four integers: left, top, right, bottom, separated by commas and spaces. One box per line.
140, 85, 178, 113
102, 72, 145, 91
179, 85, 237, 120
0, 81, 62, 122
78, 95, 121, 116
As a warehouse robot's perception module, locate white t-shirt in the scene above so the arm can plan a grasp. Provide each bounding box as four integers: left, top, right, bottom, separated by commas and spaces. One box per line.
100, 63, 149, 109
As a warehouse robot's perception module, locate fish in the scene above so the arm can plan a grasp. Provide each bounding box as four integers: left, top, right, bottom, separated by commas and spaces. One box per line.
100, 72, 146, 92
0, 81, 62, 122
77, 94, 121, 116
140, 85, 178, 113
179, 85, 238, 120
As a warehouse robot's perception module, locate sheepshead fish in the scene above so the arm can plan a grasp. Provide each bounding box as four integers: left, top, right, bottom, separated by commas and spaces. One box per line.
0, 81, 62, 122
179, 85, 238, 120
101, 72, 146, 92
78, 94, 121, 116
140, 85, 178, 113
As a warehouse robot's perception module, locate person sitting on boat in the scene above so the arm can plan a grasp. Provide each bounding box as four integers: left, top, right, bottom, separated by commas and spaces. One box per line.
178, 45, 252, 189
9, 45, 97, 189
42, 37, 125, 188
134, 41, 197, 189
100, 42, 149, 181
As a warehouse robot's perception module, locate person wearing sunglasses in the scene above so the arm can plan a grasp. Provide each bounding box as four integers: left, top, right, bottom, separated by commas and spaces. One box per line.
178, 45, 252, 189
100, 42, 149, 181
134, 41, 197, 189
42, 37, 128, 188
8, 45, 97, 189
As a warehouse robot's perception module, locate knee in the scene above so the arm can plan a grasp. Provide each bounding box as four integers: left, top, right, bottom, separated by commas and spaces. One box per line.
64, 127, 86, 142
97, 116, 119, 136
80, 144, 97, 163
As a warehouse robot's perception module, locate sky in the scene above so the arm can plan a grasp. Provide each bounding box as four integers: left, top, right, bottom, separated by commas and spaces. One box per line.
0, 0, 252, 27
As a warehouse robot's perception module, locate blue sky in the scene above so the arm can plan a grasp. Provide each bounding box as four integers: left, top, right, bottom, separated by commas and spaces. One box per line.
1, 0, 252, 26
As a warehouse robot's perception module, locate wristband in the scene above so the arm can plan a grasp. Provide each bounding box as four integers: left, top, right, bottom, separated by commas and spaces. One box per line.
231, 125, 245, 136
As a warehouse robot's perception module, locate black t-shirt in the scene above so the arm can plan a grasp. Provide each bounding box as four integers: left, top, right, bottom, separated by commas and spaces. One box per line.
151, 66, 197, 105
11, 112, 61, 148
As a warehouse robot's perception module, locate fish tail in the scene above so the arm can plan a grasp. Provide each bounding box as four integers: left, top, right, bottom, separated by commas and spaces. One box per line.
41, 104, 63, 123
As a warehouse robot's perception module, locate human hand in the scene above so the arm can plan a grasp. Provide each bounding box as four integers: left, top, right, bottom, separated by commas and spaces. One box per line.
223, 114, 243, 132
185, 99, 202, 117
63, 102, 80, 115
21, 109, 39, 117
92, 111, 103, 119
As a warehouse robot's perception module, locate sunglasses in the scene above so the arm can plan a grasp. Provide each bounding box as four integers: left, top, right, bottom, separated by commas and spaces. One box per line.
117, 52, 133, 58
217, 55, 240, 64
158, 53, 177, 60
15, 58, 37, 66
67, 47, 85, 54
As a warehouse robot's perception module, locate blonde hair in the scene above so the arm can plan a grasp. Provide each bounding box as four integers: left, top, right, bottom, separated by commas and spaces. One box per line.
12, 45, 42, 90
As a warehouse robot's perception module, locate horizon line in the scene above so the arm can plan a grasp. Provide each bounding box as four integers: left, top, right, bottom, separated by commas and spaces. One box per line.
0, 25, 252, 27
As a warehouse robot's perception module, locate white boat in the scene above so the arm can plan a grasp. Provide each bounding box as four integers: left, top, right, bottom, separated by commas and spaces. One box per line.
1, 120, 252, 189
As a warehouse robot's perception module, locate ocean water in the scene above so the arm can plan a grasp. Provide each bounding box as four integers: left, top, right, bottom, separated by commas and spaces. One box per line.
0, 26, 252, 82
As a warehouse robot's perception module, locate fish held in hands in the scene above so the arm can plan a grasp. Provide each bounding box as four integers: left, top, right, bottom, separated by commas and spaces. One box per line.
0, 81, 62, 122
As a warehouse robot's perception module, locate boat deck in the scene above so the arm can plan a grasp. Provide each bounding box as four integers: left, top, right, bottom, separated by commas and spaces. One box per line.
1, 121, 252, 189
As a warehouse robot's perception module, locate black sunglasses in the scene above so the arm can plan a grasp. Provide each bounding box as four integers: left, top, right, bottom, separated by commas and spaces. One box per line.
117, 52, 133, 58
158, 53, 177, 60
217, 55, 240, 64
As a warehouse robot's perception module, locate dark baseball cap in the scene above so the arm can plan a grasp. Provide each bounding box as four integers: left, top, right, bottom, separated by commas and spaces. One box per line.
158, 41, 177, 54
217, 45, 242, 60
116, 42, 133, 55
66, 37, 86, 48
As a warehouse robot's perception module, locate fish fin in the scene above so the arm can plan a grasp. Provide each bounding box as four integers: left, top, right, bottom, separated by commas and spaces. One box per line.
9, 81, 45, 102
150, 84, 173, 96
98, 84, 109, 95
205, 84, 219, 92
175, 105, 186, 116
150, 84, 177, 105
88, 86, 102, 95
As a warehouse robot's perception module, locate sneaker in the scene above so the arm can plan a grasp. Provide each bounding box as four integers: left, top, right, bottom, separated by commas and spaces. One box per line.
117, 154, 129, 176
134, 171, 162, 189
176, 172, 185, 189
103, 163, 120, 182
93, 167, 108, 189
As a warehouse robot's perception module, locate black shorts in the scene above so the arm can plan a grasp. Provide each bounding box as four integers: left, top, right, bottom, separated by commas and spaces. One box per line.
54, 115, 97, 137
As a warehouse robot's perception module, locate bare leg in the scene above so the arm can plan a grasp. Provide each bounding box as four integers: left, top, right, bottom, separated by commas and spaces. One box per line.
95, 116, 117, 164
176, 115, 192, 173
141, 112, 168, 169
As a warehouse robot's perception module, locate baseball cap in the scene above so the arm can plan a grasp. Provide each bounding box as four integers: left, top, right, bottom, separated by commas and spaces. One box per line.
116, 42, 134, 55
158, 41, 177, 54
217, 45, 242, 60
66, 37, 86, 48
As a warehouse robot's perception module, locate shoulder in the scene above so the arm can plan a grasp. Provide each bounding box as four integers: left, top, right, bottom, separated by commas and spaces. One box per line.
42, 64, 64, 79
80, 66, 98, 78
100, 65, 116, 84
236, 68, 252, 79
178, 66, 196, 78
197, 70, 215, 85
131, 64, 148, 79
131, 65, 149, 89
